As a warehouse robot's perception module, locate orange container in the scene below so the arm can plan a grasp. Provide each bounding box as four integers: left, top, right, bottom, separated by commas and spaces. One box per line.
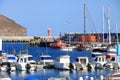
86, 35, 96, 42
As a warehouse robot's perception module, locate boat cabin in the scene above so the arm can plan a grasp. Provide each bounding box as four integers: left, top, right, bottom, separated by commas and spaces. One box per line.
106, 53, 116, 62
76, 57, 88, 65
40, 54, 53, 64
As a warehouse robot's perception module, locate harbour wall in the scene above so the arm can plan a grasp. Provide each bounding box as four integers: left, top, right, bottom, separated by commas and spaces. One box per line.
0, 36, 59, 47
0, 36, 59, 42
26, 36, 59, 47
0, 36, 34, 42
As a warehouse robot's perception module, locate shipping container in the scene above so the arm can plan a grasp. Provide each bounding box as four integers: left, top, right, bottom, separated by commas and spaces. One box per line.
86, 35, 96, 42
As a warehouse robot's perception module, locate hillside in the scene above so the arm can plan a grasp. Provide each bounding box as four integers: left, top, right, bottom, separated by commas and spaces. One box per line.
0, 15, 26, 36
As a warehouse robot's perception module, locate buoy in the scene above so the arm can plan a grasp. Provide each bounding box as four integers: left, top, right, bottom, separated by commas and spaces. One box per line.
24, 76, 38, 80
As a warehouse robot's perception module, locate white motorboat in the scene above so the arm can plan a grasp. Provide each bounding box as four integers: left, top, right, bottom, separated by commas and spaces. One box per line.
89, 52, 105, 70
107, 44, 117, 53
72, 57, 89, 70
36, 54, 54, 69
1, 52, 17, 71
90, 46, 107, 53
54, 55, 70, 70
104, 53, 118, 69
60, 46, 77, 51
40, 54, 53, 65
107, 47, 116, 53
15, 50, 36, 71
93, 55, 106, 69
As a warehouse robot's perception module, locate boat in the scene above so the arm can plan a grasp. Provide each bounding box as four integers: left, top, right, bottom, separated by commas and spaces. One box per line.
40, 54, 53, 65
107, 44, 116, 53
93, 55, 106, 69
73, 57, 89, 70
15, 50, 36, 71
91, 49, 107, 69
36, 54, 54, 69
105, 45, 120, 69
106, 72, 120, 80
60, 45, 77, 51
54, 55, 70, 70
37, 41, 54, 69
50, 40, 66, 49
104, 53, 118, 69
50, 39, 77, 51
0, 51, 17, 72
90, 44, 108, 53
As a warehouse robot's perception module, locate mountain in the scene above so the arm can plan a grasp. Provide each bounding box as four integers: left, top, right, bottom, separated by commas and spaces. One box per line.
0, 15, 26, 36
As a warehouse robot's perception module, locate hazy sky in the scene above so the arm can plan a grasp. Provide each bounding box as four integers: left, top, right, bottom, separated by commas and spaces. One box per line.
0, 0, 120, 36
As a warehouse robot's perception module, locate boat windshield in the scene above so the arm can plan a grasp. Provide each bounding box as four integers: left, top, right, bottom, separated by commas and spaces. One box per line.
28, 57, 33, 60
41, 57, 52, 60
7, 57, 16, 60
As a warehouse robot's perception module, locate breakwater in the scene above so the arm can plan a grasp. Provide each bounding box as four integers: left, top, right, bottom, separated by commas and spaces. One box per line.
0, 36, 59, 47
26, 36, 59, 47
0, 36, 34, 42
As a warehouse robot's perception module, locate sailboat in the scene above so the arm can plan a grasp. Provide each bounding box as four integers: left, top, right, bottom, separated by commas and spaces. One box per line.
54, 35, 71, 69
54, 55, 70, 70
37, 41, 54, 69
107, 7, 116, 53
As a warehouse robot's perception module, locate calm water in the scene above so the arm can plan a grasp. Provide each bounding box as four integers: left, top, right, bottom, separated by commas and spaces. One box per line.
1, 42, 117, 80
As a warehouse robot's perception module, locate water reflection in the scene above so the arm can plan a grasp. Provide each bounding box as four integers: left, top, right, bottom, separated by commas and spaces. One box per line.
0, 72, 11, 80
59, 70, 70, 76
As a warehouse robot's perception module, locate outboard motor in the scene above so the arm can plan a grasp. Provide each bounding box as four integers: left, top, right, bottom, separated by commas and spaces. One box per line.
26, 63, 31, 71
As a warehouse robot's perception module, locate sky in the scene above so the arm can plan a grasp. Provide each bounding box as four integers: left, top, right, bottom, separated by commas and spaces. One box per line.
0, 0, 120, 36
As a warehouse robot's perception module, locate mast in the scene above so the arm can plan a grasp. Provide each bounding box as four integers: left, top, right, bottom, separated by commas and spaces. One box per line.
116, 23, 119, 44
102, 6, 104, 44
84, 3, 86, 42
108, 6, 111, 45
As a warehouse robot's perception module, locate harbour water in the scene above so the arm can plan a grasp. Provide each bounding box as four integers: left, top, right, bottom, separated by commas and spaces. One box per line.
1, 42, 117, 80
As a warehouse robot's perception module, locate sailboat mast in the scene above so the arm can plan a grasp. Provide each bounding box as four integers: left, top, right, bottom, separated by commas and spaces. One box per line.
84, 3, 86, 42
108, 6, 111, 45
116, 23, 119, 44
102, 6, 104, 44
